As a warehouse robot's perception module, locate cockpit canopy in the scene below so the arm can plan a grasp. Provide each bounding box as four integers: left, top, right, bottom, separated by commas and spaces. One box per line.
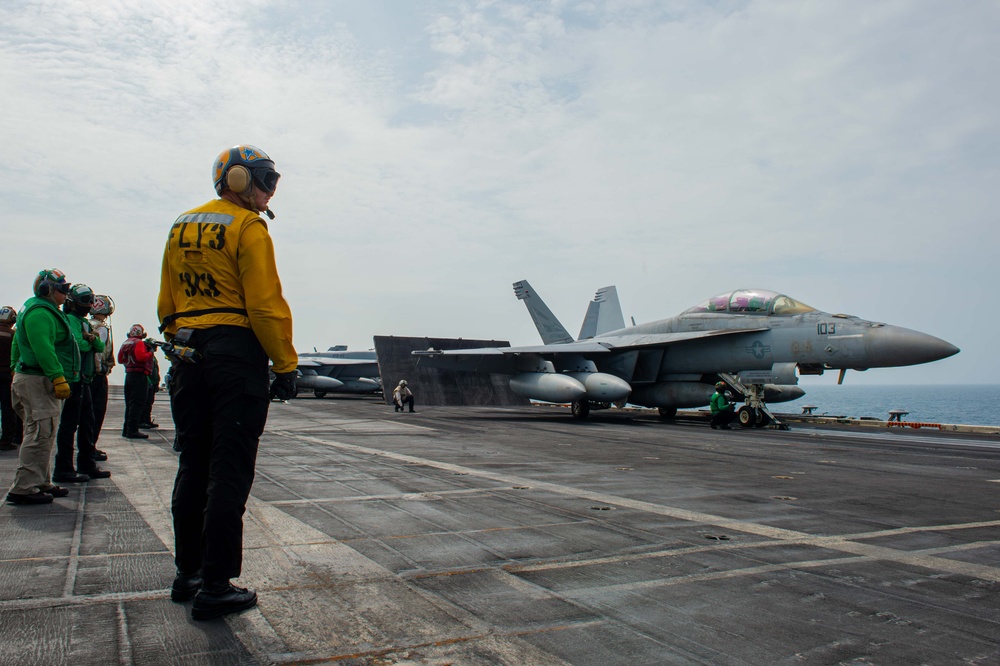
683, 289, 816, 316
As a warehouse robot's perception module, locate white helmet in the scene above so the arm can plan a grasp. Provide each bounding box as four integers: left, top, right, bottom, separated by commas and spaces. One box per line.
91, 294, 115, 316
0, 306, 15, 325
128, 323, 146, 338
399, 380, 407, 387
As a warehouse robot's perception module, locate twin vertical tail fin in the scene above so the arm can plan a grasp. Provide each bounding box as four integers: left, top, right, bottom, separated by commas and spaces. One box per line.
577, 286, 626, 340
514, 280, 627, 344
513, 280, 574, 345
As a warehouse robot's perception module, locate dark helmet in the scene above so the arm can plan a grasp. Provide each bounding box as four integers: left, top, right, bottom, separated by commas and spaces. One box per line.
33, 268, 71, 297
212, 145, 280, 196
715, 381, 727, 391
67, 284, 96, 307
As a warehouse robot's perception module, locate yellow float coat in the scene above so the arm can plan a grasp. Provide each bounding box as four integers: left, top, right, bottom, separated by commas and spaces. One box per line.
157, 198, 297, 373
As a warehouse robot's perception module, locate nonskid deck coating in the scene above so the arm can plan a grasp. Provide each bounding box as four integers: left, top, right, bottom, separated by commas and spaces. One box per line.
1, 394, 998, 665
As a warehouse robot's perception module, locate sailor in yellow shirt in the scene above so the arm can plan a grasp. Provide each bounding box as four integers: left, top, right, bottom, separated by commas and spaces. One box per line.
157, 144, 297, 621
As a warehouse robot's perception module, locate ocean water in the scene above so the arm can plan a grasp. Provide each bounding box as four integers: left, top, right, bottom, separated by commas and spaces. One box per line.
779, 384, 1000, 427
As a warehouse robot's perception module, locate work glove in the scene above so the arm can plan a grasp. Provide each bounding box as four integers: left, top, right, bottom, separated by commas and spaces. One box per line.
269, 371, 297, 401
52, 376, 72, 400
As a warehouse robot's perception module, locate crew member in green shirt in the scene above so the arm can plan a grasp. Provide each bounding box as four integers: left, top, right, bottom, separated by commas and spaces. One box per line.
54, 284, 111, 483
6, 269, 79, 505
709, 381, 736, 430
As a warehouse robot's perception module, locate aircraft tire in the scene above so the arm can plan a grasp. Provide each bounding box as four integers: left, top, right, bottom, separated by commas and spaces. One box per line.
657, 407, 677, 420
571, 400, 591, 420
755, 410, 772, 427
314, 391, 327, 399
737, 406, 756, 428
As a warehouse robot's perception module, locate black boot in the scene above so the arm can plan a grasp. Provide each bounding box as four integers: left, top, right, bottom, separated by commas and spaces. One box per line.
125, 431, 149, 439
171, 571, 203, 602
53, 470, 90, 483
6, 491, 53, 505
79, 464, 111, 479
191, 582, 257, 621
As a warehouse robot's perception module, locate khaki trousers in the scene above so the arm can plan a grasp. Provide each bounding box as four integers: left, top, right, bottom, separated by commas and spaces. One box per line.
9, 374, 63, 495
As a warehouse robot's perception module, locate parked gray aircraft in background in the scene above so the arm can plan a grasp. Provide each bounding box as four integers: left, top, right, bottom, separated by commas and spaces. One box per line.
296, 346, 381, 397
413, 281, 959, 425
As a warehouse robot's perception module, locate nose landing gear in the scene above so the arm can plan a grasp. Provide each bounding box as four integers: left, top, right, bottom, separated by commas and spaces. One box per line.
719, 374, 788, 430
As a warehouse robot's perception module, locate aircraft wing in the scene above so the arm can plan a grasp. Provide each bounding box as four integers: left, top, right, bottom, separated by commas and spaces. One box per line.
413, 328, 767, 372
298, 358, 379, 367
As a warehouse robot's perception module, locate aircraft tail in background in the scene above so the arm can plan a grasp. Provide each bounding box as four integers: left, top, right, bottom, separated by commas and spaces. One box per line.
577, 285, 625, 340
513, 280, 574, 345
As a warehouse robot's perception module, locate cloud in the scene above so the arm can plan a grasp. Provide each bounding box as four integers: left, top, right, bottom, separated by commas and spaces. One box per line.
1, 0, 994, 384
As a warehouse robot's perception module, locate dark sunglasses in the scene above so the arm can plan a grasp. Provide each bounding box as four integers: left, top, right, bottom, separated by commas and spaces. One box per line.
53, 281, 71, 295
252, 167, 281, 194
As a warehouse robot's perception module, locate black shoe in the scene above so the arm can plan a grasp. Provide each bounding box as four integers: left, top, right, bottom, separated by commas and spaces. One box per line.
53, 471, 90, 483
6, 491, 53, 505
79, 466, 111, 479
91, 450, 108, 461
40, 485, 69, 498
139, 422, 160, 429
710, 424, 718, 430
171, 571, 204, 603
0, 441, 17, 451
125, 432, 149, 439
719, 425, 733, 430
192, 583, 258, 620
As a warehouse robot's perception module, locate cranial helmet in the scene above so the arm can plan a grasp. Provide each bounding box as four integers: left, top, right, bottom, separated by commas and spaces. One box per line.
68, 284, 95, 307
399, 380, 408, 387
715, 381, 727, 390
128, 324, 146, 338
0, 306, 15, 325
33, 268, 71, 298
212, 145, 280, 196
91, 295, 115, 316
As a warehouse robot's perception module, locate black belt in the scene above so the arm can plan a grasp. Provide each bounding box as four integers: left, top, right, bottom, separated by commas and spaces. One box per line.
16, 362, 43, 373
159, 307, 248, 333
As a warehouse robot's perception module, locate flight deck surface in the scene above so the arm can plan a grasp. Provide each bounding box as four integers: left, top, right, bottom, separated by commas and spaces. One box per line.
1, 394, 998, 664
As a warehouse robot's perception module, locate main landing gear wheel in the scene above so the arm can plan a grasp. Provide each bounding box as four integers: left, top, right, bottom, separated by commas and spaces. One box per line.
737, 406, 757, 428
571, 400, 591, 419
754, 410, 772, 427
314, 391, 327, 399
657, 407, 677, 420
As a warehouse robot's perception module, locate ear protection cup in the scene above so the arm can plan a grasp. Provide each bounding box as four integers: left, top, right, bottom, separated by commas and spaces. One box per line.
227, 165, 252, 195
38, 282, 50, 297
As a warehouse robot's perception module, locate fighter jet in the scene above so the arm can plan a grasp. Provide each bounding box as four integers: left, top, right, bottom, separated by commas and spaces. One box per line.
295, 346, 381, 398
413, 281, 959, 426
541, 283, 805, 411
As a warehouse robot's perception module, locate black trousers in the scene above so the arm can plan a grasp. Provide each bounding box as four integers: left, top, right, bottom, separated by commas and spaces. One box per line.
396, 395, 415, 412
710, 410, 736, 428
91, 373, 109, 445
170, 326, 270, 583
55, 381, 96, 472
142, 382, 156, 425
0, 372, 22, 444
123, 372, 148, 435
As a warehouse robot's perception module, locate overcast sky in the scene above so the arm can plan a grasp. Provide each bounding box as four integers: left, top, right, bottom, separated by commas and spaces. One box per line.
2, 0, 995, 386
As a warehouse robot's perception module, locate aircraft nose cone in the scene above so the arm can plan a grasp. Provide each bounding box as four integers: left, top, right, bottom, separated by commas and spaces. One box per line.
865, 326, 960, 368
